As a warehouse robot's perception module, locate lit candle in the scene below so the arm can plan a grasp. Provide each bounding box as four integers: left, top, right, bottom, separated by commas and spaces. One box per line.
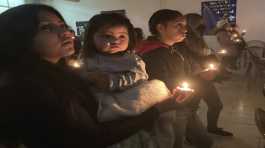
232, 33, 238, 38
217, 49, 227, 54
235, 38, 241, 43
68, 59, 82, 68
177, 82, 194, 92
208, 63, 216, 70
72, 61, 81, 68
204, 63, 217, 71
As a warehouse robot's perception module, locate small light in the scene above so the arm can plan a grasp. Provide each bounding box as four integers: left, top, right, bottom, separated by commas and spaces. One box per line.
235, 38, 241, 43
182, 82, 189, 89
72, 61, 81, 68
106, 42, 111, 47
209, 64, 215, 69
71, 36, 75, 39
232, 33, 238, 38
177, 81, 194, 92
68, 59, 82, 68
204, 63, 217, 71
218, 49, 227, 54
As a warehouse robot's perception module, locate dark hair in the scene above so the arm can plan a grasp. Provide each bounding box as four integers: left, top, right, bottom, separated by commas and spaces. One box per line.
185, 13, 204, 29
83, 13, 136, 57
0, 4, 65, 70
149, 9, 183, 35
134, 27, 144, 41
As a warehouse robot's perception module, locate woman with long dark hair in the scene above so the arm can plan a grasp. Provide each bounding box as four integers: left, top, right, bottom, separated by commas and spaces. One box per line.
0, 4, 188, 148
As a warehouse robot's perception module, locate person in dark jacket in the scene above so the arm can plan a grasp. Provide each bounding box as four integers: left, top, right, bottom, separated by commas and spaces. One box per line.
184, 13, 233, 136
0, 4, 190, 148
136, 9, 213, 148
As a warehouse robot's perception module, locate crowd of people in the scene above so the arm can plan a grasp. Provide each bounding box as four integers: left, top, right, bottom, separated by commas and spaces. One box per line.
0, 3, 245, 148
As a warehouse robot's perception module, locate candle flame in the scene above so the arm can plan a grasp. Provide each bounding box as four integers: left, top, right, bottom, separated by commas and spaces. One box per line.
218, 49, 227, 54
72, 62, 81, 68
68, 60, 82, 68
232, 33, 238, 38
209, 63, 215, 69
177, 81, 194, 92
235, 38, 241, 42
181, 82, 189, 89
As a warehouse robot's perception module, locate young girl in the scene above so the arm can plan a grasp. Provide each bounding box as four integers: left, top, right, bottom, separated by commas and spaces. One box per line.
80, 13, 191, 148
81, 13, 174, 122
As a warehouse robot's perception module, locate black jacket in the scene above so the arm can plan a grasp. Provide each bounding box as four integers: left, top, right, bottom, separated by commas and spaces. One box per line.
136, 40, 203, 110
0, 57, 159, 148
136, 40, 188, 90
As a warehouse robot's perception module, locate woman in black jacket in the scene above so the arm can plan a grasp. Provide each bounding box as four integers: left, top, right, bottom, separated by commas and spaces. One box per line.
0, 4, 189, 148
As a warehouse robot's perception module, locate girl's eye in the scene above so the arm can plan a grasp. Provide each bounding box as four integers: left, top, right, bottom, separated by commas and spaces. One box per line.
119, 34, 128, 40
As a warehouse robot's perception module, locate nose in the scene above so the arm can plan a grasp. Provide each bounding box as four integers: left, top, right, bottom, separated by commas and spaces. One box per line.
59, 29, 74, 40
108, 36, 120, 45
182, 25, 188, 34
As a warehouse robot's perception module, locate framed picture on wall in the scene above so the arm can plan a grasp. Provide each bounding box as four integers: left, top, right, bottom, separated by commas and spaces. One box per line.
202, 0, 237, 34
76, 21, 89, 36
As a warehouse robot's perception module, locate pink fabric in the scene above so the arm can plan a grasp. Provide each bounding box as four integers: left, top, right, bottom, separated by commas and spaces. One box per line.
135, 40, 169, 55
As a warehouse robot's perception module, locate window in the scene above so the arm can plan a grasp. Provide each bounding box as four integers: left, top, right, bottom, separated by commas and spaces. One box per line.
0, 0, 9, 13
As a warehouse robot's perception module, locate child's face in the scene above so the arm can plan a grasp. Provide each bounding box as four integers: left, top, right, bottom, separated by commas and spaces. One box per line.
159, 17, 187, 45
93, 25, 129, 54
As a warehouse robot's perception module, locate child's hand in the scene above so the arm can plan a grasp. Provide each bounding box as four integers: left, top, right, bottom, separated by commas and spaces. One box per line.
87, 71, 110, 90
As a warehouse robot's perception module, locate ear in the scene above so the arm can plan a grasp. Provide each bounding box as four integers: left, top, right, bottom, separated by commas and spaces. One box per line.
156, 24, 165, 34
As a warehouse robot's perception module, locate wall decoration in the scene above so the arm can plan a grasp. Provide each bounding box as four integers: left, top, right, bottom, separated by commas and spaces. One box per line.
202, 0, 237, 34
76, 21, 89, 36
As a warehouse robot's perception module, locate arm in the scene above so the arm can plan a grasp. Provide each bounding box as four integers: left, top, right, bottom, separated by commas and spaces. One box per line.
9, 80, 159, 148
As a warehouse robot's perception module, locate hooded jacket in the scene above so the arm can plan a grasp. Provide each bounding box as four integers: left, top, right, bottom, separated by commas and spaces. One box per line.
136, 39, 186, 90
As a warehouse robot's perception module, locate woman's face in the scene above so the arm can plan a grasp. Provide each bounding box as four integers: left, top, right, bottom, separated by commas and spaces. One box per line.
33, 11, 75, 63
93, 25, 129, 54
158, 17, 187, 45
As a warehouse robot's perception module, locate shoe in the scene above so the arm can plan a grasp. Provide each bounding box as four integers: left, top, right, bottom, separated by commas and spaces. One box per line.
208, 128, 233, 136
255, 108, 265, 138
